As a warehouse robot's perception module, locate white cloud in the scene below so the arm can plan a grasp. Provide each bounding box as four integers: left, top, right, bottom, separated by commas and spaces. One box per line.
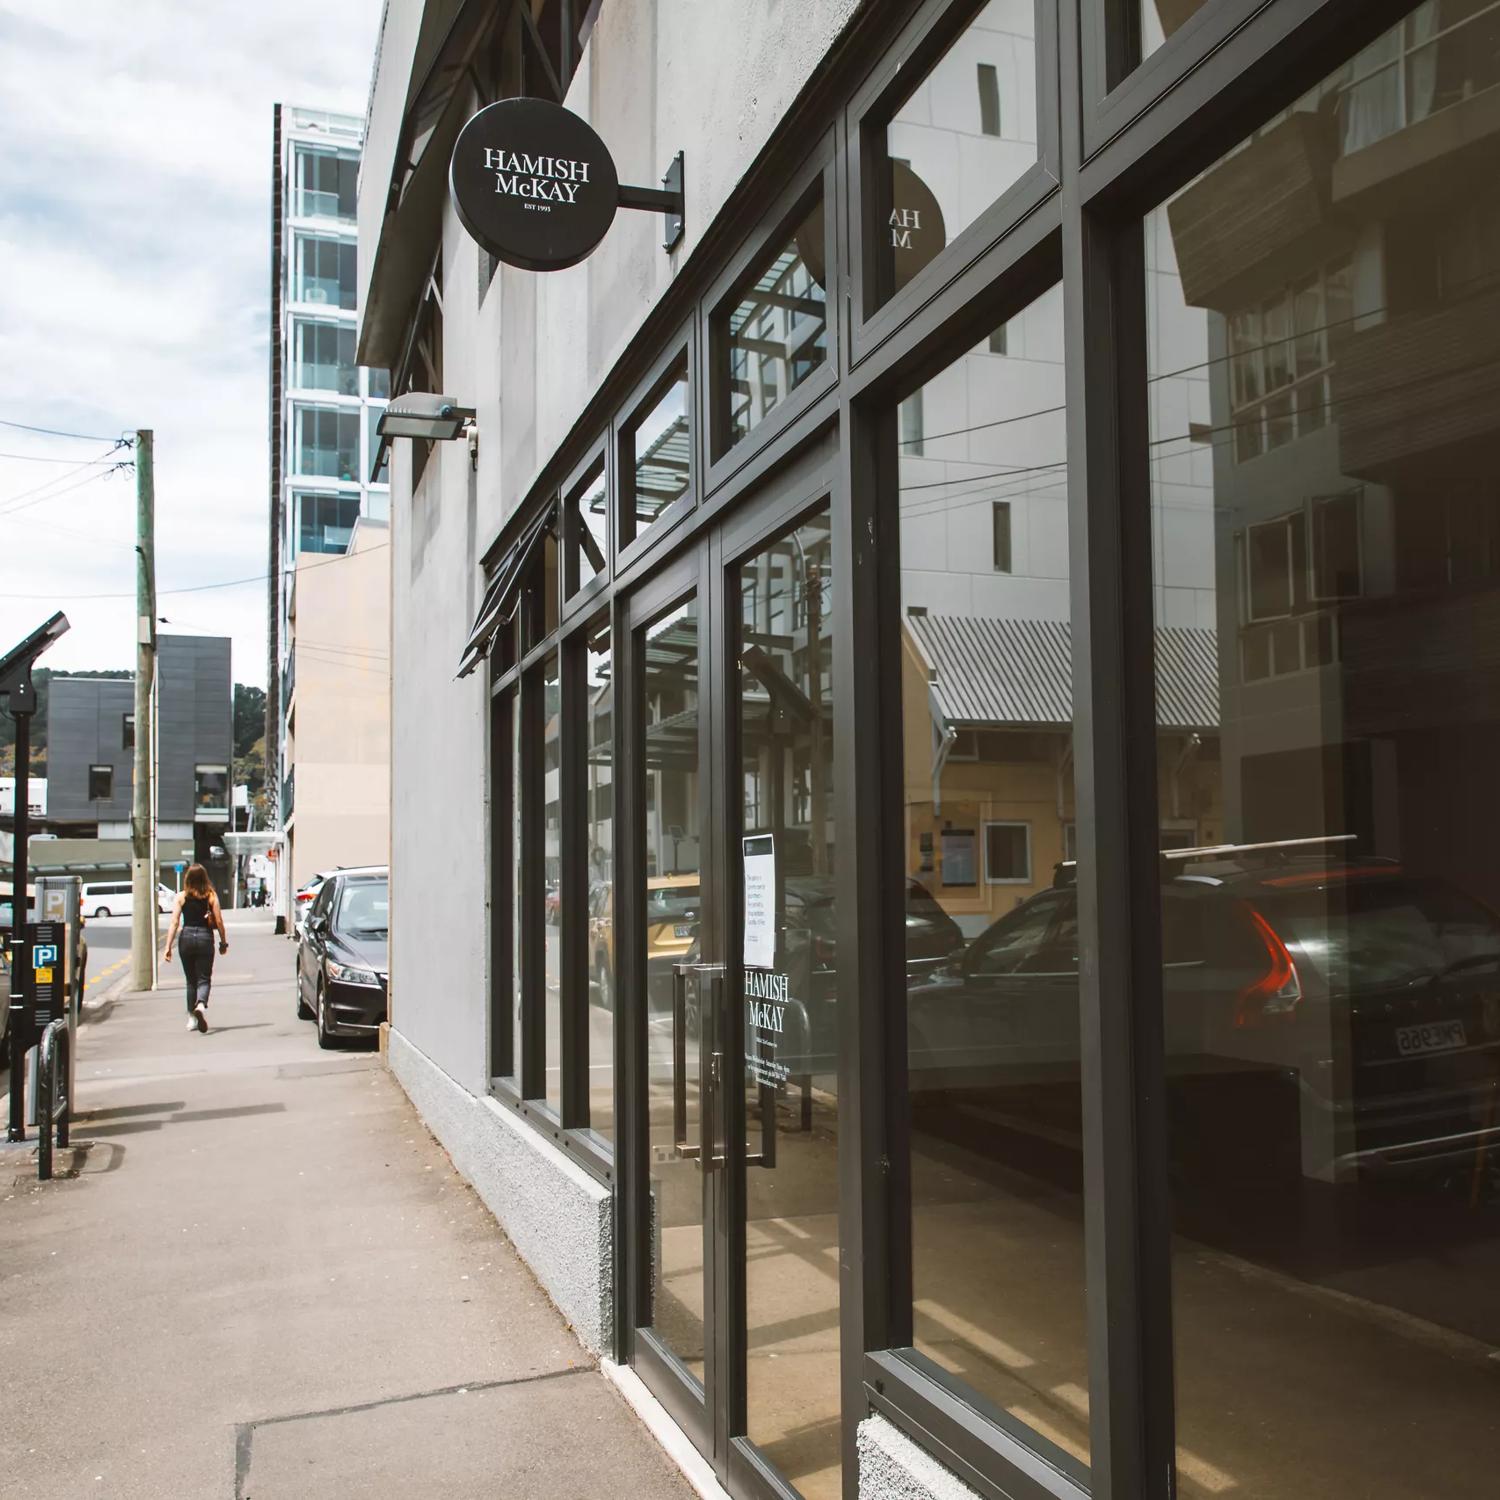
0, 0, 382, 687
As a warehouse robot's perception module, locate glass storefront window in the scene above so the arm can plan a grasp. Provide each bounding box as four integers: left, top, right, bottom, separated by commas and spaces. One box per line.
878, 0, 1038, 305
622, 360, 690, 548
722, 194, 828, 450
893, 283, 1088, 1471
567, 459, 608, 598
584, 620, 614, 1145
1146, 8, 1500, 1491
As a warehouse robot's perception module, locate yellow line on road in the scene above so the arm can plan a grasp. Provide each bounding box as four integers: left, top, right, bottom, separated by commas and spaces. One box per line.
86, 955, 130, 990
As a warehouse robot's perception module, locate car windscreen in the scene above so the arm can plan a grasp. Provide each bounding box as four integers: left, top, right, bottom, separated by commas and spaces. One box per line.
646, 885, 699, 923
336, 880, 389, 936
1256, 878, 1500, 991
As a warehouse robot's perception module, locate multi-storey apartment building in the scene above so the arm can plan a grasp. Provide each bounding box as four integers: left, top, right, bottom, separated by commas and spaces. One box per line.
268, 104, 391, 888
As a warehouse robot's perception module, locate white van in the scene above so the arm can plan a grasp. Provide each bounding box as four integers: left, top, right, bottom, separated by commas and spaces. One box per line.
81, 882, 175, 918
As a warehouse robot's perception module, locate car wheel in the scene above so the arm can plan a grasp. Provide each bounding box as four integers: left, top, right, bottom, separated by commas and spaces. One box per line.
595, 956, 611, 1004
296, 968, 313, 1020
316, 983, 336, 1050
95, 907, 110, 919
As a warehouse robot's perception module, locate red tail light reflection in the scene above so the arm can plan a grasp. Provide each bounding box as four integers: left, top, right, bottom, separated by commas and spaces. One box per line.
1235, 903, 1302, 1027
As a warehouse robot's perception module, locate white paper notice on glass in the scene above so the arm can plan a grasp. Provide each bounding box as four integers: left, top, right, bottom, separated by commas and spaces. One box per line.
742, 834, 776, 970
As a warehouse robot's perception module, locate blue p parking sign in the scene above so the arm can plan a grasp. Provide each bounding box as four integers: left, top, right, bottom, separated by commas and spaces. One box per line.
32, 943, 58, 969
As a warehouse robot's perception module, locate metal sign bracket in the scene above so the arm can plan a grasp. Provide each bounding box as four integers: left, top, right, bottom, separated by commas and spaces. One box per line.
617, 152, 685, 252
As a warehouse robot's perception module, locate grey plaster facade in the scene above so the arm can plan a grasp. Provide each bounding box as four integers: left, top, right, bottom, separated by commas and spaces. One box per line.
388, 1027, 612, 1355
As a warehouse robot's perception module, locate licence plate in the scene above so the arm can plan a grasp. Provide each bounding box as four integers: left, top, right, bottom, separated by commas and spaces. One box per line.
674, 922, 694, 939
1395, 1019, 1467, 1057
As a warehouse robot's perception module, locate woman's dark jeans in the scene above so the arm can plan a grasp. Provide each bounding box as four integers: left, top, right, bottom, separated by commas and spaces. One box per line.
178, 927, 215, 1012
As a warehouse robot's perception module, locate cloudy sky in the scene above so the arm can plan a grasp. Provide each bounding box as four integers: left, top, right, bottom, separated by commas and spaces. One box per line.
0, 1, 382, 689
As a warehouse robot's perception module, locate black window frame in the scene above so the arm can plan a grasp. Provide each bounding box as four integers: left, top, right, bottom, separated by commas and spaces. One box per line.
615, 332, 698, 573
88, 764, 113, 801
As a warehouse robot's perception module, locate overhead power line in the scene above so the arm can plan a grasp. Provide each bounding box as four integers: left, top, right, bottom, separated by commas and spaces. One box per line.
0, 416, 126, 443
0, 541, 391, 602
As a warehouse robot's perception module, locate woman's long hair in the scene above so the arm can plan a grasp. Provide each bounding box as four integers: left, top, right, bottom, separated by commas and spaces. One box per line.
183, 864, 214, 900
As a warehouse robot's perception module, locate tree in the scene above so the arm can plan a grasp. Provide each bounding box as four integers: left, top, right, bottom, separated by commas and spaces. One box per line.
234, 684, 267, 760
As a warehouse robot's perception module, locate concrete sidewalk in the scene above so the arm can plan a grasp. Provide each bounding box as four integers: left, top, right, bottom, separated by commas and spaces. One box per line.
0, 915, 694, 1499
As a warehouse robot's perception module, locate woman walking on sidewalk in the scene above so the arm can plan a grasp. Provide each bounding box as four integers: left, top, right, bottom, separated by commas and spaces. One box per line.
164, 864, 229, 1033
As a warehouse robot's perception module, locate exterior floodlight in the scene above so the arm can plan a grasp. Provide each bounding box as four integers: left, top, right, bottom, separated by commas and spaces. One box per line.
376, 393, 476, 442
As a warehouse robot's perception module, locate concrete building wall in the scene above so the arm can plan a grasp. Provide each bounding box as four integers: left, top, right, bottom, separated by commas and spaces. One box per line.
287, 519, 391, 893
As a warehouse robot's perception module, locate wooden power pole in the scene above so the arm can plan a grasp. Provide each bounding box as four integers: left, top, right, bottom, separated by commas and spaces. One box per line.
130, 430, 156, 991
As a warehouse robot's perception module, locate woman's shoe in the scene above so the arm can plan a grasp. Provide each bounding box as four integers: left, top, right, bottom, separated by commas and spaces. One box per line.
194, 1003, 208, 1033
185, 1016, 197, 1031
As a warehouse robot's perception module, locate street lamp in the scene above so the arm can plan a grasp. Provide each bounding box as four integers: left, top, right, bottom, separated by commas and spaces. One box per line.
1, 610, 70, 1142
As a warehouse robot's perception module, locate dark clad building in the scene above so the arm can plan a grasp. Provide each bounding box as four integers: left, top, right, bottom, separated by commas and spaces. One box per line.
46, 636, 232, 870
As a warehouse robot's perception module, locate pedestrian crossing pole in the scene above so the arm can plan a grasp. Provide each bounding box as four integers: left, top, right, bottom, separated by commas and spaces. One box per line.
130, 430, 156, 992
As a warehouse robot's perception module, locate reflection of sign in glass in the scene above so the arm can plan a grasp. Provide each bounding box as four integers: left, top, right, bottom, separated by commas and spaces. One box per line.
745, 967, 790, 1086
450, 98, 621, 273
742, 834, 776, 969
940, 830, 976, 887
794, 161, 947, 293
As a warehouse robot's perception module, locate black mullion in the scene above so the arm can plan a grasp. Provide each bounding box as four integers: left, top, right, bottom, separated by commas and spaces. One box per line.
1061, 6, 1175, 1482
559, 626, 590, 1131
490, 682, 516, 1082
520, 657, 547, 1101
611, 584, 633, 1367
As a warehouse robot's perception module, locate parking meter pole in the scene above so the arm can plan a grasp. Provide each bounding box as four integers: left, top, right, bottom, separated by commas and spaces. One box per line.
8, 704, 31, 1142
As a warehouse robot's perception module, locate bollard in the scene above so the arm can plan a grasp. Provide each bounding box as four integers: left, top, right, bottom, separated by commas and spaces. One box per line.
35, 1019, 70, 1182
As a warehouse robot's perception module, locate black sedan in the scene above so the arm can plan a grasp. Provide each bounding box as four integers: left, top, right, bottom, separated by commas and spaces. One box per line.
295, 867, 389, 1048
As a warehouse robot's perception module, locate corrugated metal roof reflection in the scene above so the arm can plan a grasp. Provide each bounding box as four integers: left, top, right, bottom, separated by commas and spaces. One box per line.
907, 613, 1218, 729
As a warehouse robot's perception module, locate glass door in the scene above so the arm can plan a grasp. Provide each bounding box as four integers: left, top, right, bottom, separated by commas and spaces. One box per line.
723, 502, 843, 1500
626, 490, 842, 1500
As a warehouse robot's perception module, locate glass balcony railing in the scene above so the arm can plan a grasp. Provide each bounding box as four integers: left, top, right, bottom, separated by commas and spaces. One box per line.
295, 361, 359, 396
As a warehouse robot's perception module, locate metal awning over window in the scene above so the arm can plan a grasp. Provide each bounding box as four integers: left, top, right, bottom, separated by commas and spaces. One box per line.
456, 500, 556, 678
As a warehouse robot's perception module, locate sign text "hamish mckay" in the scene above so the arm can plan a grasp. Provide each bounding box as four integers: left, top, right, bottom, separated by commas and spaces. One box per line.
484, 148, 592, 203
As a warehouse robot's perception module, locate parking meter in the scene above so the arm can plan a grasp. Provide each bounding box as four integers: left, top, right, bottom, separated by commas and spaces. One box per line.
29, 876, 81, 1123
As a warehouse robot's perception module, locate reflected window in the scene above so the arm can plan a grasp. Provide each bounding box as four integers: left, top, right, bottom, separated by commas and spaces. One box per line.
723, 194, 828, 450
1146, 8, 1500, 1492
622, 360, 690, 547
894, 283, 1088, 1473
878, 1, 1038, 305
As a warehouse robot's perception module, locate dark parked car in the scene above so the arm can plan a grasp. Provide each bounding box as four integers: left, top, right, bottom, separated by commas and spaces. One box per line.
296, 866, 389, 1048
906, 845, 1500, 1182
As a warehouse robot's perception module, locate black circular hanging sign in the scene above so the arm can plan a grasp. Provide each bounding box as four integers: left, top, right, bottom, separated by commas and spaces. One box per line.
450, 98, 620, 272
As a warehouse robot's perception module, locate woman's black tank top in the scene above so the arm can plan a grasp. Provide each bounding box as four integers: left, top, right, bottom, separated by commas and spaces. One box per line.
183, 894, 212, 929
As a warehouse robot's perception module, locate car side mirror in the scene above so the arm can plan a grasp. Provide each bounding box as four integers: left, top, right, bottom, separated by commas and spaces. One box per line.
309, 914, 327, 934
